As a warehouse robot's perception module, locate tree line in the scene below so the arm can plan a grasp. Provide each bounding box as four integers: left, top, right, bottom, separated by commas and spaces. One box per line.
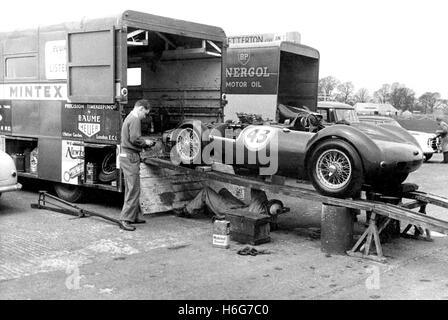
318, 76, 445, 114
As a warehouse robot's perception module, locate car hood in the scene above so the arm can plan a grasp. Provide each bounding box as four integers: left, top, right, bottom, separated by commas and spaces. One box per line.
349, 122, 419, 146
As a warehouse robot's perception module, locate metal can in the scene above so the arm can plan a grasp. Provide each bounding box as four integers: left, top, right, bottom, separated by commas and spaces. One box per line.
85, 162, 98, 184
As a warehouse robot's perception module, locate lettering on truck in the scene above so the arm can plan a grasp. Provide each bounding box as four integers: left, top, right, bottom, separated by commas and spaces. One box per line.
0, 84, 67, 100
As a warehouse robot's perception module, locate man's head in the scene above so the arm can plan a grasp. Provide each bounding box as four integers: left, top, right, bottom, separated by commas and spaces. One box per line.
134, 99, 151, 119
436, 116, 443, 124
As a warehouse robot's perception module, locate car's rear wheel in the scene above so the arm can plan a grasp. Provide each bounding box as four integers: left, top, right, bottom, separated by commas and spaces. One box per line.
171, 126, 202, 164
54, 183, 83, 203
308, 139, 364, 198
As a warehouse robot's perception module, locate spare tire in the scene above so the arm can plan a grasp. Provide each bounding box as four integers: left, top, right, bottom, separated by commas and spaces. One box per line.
98, 151, 117, 182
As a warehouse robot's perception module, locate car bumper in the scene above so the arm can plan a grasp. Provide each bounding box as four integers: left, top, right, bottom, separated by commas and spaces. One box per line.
0, 183, 22, 193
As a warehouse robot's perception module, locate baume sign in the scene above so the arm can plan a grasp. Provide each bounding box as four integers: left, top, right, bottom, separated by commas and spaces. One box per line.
62, 104, 120, 142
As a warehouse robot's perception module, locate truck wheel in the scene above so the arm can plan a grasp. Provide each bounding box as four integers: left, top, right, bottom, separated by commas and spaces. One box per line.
308, 139, 364, 198
98, 151, 117, 182
424, 153, 433, 162
54, 183, 84, 203
172, 126, 202, 164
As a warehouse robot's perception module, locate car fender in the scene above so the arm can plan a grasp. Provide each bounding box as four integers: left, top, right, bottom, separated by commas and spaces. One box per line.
304, 125, 383, 173
380, 124, 420, 148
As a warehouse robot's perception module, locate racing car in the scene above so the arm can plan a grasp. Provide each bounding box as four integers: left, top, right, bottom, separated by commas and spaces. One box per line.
162, 104, 423, 198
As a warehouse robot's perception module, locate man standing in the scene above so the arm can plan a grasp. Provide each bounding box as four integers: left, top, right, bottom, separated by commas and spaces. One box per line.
119, 99, 155, 231
436, 117, 448, 163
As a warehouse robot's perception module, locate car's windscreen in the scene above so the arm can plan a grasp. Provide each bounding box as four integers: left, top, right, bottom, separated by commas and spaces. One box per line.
334, 109, 359, 123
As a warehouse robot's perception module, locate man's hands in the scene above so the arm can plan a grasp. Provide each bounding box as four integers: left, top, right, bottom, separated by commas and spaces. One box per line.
144, 139, 157, 148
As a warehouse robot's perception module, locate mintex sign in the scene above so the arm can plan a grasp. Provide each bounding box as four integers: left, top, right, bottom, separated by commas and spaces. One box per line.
62, 103, 120, 143
225, 47, 279, 95
0, 83, 67, 100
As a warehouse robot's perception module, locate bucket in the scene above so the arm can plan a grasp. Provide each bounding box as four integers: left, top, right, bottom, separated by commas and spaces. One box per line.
12, 154, 25, 172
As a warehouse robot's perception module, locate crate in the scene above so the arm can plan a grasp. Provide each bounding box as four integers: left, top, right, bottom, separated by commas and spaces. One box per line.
225, 209, 271, 245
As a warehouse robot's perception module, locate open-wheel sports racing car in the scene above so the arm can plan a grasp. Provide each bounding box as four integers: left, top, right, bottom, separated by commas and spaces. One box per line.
162, 105, 424, 198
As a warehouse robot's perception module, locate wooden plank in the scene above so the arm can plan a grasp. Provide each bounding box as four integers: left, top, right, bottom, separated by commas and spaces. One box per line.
141, 200, 191, 214
141, 179, 203, 190
141, 187, 202, 203
400, 200, 424, 210
405, 191, 448, 209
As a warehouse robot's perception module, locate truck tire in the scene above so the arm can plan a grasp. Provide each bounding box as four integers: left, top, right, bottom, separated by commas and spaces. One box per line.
308, 139, 364, 198
54, 183, 84, 203
424, 153, 433, 162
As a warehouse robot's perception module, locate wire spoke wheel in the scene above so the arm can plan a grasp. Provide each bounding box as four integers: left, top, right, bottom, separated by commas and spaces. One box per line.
176, 127, 200, 163
315, 149, 352, 190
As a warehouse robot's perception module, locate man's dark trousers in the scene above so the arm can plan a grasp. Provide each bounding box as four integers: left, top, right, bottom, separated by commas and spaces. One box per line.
119, 152, 142, 222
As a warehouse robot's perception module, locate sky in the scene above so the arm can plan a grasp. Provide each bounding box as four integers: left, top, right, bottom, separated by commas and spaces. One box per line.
2, 0, 447, 98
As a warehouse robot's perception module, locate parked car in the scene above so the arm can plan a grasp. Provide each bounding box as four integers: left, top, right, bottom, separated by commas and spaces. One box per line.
0, 150, 22, 197
163, 105, 423, 198
357, 116, 439, 161
316, 102, 438, 162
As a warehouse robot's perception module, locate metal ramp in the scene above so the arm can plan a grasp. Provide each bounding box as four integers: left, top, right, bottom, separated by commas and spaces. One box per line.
144, 157, 448, 262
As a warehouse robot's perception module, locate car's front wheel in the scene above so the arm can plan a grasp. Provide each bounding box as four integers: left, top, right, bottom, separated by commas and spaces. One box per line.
171, 126, 202, 165
308, 139, 364, 198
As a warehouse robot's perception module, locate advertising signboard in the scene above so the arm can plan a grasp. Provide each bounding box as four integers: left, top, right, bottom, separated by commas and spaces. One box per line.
62, 103, 120, 143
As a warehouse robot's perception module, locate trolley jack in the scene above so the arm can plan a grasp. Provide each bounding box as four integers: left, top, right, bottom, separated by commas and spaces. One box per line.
31, 191, 122, 228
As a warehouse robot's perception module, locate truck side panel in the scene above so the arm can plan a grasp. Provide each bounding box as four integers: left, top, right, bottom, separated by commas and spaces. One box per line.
38, 137, 62, 181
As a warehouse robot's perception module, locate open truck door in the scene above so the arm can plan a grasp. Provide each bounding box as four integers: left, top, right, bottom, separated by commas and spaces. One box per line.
67, 28, 116, 104
224, 34, 319, 122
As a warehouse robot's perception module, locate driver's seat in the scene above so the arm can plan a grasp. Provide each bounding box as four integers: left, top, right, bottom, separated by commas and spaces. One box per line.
277, 104, 315, 131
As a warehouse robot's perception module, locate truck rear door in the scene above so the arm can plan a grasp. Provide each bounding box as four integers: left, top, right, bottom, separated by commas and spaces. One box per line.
67, 28, 115, 104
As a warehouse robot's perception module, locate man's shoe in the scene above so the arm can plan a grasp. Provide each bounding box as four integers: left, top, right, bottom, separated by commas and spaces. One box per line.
131, 218, 146, 224
120, 221, 136, 231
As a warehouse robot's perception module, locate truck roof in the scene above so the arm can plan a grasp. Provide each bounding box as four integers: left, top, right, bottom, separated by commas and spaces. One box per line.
229, 41, 319, 59
0, 10, 226, 42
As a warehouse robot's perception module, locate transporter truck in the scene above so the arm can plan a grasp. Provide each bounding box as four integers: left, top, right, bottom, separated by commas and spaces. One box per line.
0, 10, 227, 204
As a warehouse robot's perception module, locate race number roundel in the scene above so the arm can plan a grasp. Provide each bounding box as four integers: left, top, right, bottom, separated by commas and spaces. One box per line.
242, 126, 275, 151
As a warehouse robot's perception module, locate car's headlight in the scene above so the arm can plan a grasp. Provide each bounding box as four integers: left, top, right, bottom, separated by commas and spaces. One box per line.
11, 170, 17, 178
